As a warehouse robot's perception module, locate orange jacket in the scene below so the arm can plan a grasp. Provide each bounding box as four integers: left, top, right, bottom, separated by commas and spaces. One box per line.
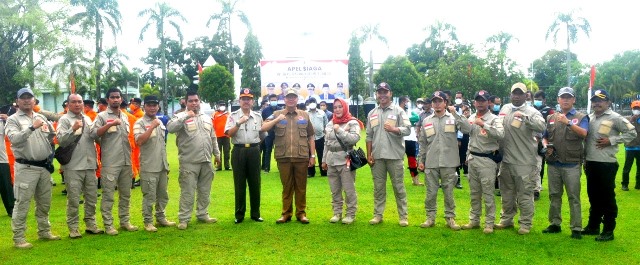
213, 110, 229, 138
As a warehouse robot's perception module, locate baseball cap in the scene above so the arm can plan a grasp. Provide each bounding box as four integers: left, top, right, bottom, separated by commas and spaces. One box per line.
285, 88, 298, 97
144, 95, 160, 104
416, 98, 425, 103
510, 82, 528, 93
83, 99, 95, 106
376, 82, 391, 91
474, 90, 491, 101
591, 89, 610, 101
239, 88, 254, 98
431, 91, 447, 101
557, 87, 575, 97
17, 87, 34, 98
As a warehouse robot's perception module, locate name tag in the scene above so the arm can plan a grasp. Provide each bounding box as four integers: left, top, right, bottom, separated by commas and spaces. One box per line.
385, 115, 397, 127
370, 114, 379, 127
106, 119, 117, 133
185, 119, 196, 131
146, 125, 156, 137
511, 117, 522, 128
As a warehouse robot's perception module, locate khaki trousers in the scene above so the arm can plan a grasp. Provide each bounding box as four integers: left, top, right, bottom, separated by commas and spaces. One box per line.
178, 162, 214, 222
65, 169, 98, 230
499, 163, 535, 229
425, 167, 457, 220
547, 164, 582, 231
101, 165, 133, 227
327, 164, 357, 218
12, 163, 52, 243
467, 157, 497, 226
371, 159, 408, 220
141, 170, 170, 224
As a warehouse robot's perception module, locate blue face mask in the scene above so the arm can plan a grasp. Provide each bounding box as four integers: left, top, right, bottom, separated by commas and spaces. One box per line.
493, 105, 501, 112
534, 100, 543, 108
270, 101, 278, 107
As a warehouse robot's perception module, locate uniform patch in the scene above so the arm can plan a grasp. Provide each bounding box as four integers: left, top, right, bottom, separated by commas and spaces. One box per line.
445, 119, 455, 125
571, 119, 579, 125
480, 129, 487, 136
549, 119, 555, 125
279, 119, 288, 125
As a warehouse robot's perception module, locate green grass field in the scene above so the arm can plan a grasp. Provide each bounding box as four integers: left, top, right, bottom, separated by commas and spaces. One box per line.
1, 132, 640, 264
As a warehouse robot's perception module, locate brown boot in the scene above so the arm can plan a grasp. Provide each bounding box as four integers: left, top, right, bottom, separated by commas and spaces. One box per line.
412, 176, 424, 186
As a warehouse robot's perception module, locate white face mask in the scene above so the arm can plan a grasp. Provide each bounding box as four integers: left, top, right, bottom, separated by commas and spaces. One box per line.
455, 98, 463, 105
416, 104, 423, 109
308, 103, 317, 109
633, 110, 640, 115
218, 106, 226, 111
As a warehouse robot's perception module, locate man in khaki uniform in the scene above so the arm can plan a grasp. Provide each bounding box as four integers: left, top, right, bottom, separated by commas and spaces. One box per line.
541, 87, 589, 239
134, 95, 176, 232
417, 91, 472, 230
5, 88, 60, 249
225, 89, 266, 223
496, 83, 546, 235
262, 88, 316, 224
91, 88, 138, 235
167, 90, 221, 230
457, 90, 504, 234
583, 89, 637, 242
366, 82, 411, 227
56, 94, 103, 239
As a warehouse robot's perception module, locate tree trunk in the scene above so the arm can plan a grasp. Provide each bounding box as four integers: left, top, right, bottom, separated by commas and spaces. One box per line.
95, 18, 102, 99
566, 23, 571, 87
28, 32, 35, 89
161, 38, 168, 115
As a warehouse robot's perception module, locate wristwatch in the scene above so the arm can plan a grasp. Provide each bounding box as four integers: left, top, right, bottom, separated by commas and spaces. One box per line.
310, 155, 316, 158
566, 121, 572, 127
28, 125, 35, 131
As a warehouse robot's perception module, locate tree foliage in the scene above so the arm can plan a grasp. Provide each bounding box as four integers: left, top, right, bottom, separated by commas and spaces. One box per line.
240, 31, 262, 96
373, 56, 424, 99
347, 33, 367, 101
198, 64, 235, 106
207, 0, 251, 74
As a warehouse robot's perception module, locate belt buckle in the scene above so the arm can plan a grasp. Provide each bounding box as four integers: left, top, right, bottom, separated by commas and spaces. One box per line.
244, 143, 250, 148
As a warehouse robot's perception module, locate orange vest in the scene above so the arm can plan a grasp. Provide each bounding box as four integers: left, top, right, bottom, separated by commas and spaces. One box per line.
213, 111, 229, 138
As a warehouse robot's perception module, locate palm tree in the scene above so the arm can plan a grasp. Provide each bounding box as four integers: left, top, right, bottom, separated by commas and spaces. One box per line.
69, 0, 122, 99
102, 46, 128, 75
356, 24, 387, 97
206, 0, 252, 74
139, 2, 187, 115
50, 46, 92, 103
486, 32, 518, 90
546, 10, 591, 87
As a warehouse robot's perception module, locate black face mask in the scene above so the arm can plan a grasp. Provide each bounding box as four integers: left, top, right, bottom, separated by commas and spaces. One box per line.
180, 104, 186, 109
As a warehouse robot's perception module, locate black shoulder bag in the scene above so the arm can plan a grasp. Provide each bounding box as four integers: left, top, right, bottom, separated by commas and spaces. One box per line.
334, 130, 367, 171
54, 117, 84, 165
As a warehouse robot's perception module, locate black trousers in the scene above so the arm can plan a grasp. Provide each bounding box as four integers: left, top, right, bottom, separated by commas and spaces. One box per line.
232, 145, 261, 220
0, 163, 14, 216
262, 134, 275, 172
217, 137, 231, 169
622, 150, 640, 187
308, 137, 327, 176
585, 161, 618, 232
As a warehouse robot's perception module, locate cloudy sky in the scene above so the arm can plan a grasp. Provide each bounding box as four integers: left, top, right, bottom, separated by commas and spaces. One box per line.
98, 0, 638, 74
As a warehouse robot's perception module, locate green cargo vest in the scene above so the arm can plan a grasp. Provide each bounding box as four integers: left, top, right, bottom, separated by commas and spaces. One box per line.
546, 112, 587, 163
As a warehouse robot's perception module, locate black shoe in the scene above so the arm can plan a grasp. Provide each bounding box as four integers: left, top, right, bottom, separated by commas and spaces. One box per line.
534, 191, 540, 201
582, 226, 600, 235
571, 230, 582, 239
216, 167, 222, 171
134, 180, 140, 187
225, 168, 232, 171
595, 231, 614, 242
251, 217, 264, 222
621, 185, 629, 191
79, 200, 84, 204
455, 183, 462, 189
61, 189, 67, 195
234, 218, 243, 224
542, 224, 561, 233
307, 175, 314, 178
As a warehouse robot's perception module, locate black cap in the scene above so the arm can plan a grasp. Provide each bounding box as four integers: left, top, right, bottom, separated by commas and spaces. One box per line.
98, 98, 108, 105
377, 82, 391, 91
591, 89, 610, 101
474, 90, 491, 101
144, 95, 159, 104
267, 83, 275, 88
292, 83, 301, 88
431, 91, 447, 101
83, 99, 95, 107
322, 83, 329, 88
307, 83, 315, 88
337, 82, 344, 88
131, 98, 142, 104
218, 100, 227, 105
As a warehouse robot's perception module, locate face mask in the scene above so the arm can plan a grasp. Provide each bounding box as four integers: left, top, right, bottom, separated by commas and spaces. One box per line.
308, 103, 317, 109
218, 106, 226, 111
320, 105, 327, 111
129, 104, 138, 111
493, 105, 501, 112
455, 98, 463, 105
416, 104, 423, 110
533, 100, 543, 108
180, 104, 186, 109
633, 110, 640, 115
270, 101, 278, 107
525, 101, 532, 107
33, 105, 41, 112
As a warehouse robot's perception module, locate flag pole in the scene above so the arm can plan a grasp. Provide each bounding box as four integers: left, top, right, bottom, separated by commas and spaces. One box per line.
587, 65, 595, 113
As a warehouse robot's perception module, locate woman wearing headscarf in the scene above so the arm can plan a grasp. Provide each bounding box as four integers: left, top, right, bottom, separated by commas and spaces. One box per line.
321, 98, 360, 224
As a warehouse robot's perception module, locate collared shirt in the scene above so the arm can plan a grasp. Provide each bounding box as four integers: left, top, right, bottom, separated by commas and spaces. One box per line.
224, 109, 264, 145
5, 109, 55, 161
261, 105, 281, 137
586, 109, 637, 163
91, 108, 131, 167
418, 111, 471, 168
499, 103, 546, 166
268, 109, 314, 160
134, 115, 169, 172
307, 109, 328, 140
365, 104, 411, 160
323, 120, 360, 166
0, 120, 7, 163
464, 111, 504, 155
56, 112, 97, 170
167, 112, 220, 163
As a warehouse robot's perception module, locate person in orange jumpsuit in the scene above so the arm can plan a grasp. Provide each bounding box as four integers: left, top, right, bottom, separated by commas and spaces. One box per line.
120, 100, 139, 189
84, 99, 101, 187
129, 98, 144, 187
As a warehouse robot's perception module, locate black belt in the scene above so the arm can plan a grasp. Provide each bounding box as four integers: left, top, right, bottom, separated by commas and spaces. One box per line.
470, 151, 495, 158
16, 158, 49, 168
234, 143, 260, 148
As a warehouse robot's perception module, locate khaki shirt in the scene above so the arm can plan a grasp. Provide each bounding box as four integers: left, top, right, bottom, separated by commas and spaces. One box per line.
56, 112, 97, 170
586, 109, 637, 163
91, 108, 131, 167
365, 104, 411, 160
268, 109, 314, 161
134, 115, 169, 172
323, 120, 361, 166
224, 110, 264, 144
499, 104, 546, 166
464, 111, 504, 156
5, 109, 55, 161
418, 111, 471, 168
0, 120, 7, 163
167, 112, 220, 164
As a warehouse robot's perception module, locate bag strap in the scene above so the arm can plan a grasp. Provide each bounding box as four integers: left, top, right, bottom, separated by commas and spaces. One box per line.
334, 130, 349, 152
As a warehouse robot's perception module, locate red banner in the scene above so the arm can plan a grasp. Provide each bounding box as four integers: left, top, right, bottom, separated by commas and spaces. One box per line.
70, 72, 76, 94
589, 65, 596, 88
